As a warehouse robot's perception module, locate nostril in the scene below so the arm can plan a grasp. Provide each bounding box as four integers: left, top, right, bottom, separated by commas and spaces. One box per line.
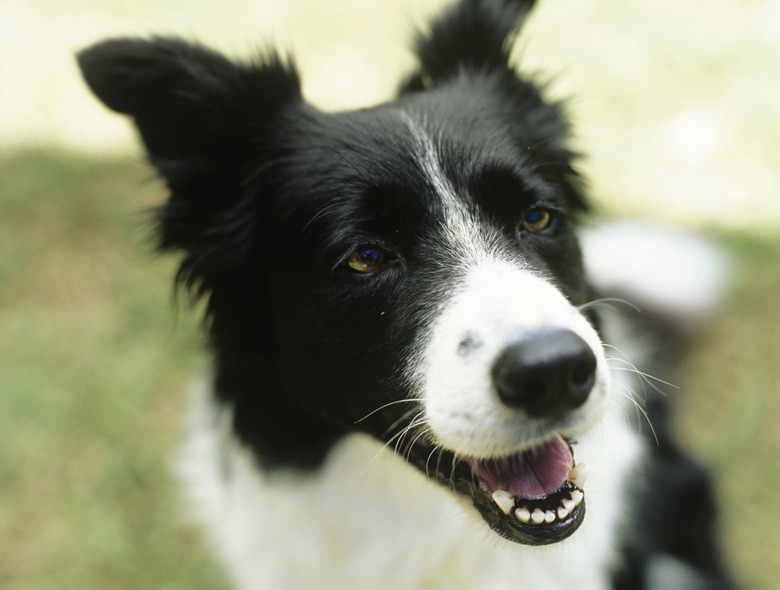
572, 357, 596, 390
491, 329, 597, 418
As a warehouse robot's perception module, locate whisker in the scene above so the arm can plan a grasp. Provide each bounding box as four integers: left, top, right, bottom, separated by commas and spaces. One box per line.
605, 348, 678, 396
327, 147, 376, 188
526, 135, 562, 151
608, 395, 632, 427
380, 408, 420, 440
611, 383, 660, 446
298, 147, 377, 242
395, 414, 428, 456
608, 365, 678, 391
436, 445, 446, 483
578, 297, 642, 314
354, 398, 424, 424
450, 452, 460, 491
360, 410, 424, 475
425, 443, 443, 478
298, 202, 343, 239
406, 426, 432, 463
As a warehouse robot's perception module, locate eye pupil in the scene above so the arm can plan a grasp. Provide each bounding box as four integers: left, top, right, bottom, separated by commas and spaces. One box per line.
347, 247, 383, 273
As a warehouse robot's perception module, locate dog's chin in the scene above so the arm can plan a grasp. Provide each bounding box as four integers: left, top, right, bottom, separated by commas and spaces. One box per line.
406, 434, 588, 545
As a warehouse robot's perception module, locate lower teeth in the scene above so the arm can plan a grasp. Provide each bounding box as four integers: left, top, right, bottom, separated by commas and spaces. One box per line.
489, 462, 588, 525
515, 506, 531, 523
511, 488, 583, 524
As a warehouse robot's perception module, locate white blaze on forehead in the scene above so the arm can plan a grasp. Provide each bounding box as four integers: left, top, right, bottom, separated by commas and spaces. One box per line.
400, 111, 457, 208
398, 110, 504, 264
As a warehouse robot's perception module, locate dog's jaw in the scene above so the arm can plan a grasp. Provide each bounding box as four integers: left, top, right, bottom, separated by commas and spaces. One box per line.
402, 434, 589, 545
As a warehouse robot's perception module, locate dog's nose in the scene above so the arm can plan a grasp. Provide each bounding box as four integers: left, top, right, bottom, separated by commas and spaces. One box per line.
491, 329, 597, 418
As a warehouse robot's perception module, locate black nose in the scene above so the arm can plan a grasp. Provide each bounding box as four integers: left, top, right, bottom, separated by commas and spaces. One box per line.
491, 329, 597, 418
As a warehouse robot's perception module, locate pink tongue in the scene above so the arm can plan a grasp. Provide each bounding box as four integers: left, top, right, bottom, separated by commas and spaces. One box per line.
471, 436, 574, 500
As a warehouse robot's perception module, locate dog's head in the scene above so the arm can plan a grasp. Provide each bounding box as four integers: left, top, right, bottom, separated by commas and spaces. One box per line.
79, 0, 610, 545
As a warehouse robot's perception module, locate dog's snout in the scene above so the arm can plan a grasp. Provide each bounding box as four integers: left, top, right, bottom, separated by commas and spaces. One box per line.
491, 330, 597, 417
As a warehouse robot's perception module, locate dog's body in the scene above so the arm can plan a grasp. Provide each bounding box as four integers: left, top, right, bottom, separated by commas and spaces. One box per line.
78, 0, 733, 588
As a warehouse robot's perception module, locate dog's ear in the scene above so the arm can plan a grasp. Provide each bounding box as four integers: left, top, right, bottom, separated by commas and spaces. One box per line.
405, 0, 588, 215
78, 37, 300, 168
77, 38, 301, 296
404, 0, 536, 90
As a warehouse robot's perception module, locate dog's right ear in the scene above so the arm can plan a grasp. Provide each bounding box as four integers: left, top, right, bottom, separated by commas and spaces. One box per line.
77, 38, 301, 295
77, 37, 300, 164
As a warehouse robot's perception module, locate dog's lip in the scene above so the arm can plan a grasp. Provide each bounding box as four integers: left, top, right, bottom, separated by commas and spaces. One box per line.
409, 434, 588, 545
469, 476, 586, 545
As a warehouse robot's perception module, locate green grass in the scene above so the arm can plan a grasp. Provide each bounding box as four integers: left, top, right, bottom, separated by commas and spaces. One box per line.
0, 151, 228, 590
676, 231, 780, 589
1, 150, 778, 589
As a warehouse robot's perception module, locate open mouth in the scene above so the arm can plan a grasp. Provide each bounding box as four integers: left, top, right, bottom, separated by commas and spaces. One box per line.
408, 434, 588, 545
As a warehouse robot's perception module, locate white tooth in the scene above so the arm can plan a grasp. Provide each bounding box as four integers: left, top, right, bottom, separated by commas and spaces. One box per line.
544, 510, 556, 523
570, 489, 584, 506
531, 509, 546, 524
568, 463, 590, 489
492, 490, 515, 515
515, 506, 531, 523
557, 506, 569, 520
562, 497, 575, 512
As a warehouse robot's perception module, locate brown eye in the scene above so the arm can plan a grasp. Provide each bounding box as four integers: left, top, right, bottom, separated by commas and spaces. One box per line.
522, 208, 552, 232
347, 247, 384, 273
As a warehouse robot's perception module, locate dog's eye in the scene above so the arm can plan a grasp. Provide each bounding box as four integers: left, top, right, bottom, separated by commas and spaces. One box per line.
346, 247, 384, 273
522, 208, 552, 232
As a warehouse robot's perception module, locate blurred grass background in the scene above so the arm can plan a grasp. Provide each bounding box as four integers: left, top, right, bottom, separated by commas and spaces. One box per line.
1, 0, 778, 588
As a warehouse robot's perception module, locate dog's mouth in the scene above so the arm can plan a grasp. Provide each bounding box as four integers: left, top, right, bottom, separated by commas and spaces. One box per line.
408, 434, 588, 545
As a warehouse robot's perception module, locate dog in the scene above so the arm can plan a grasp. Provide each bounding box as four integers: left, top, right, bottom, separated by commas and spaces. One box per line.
78, 0, 735, 588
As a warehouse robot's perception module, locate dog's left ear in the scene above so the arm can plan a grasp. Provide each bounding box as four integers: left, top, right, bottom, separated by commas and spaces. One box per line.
403, 0, 536, 90
405, 0, 588, 215
78, 38, 301, 295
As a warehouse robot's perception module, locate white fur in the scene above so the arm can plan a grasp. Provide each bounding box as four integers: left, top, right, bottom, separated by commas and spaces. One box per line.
400, 109, 507, 266
420, 260, 611, 457
177, 381, 644, 590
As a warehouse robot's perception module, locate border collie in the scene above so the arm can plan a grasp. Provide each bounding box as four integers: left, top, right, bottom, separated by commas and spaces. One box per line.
78, 0, 734, 588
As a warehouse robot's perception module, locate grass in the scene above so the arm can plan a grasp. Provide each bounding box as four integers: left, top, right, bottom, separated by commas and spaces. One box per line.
1, 149, 778, 589
0, 151, 228, 590
676, 232, 780, 587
